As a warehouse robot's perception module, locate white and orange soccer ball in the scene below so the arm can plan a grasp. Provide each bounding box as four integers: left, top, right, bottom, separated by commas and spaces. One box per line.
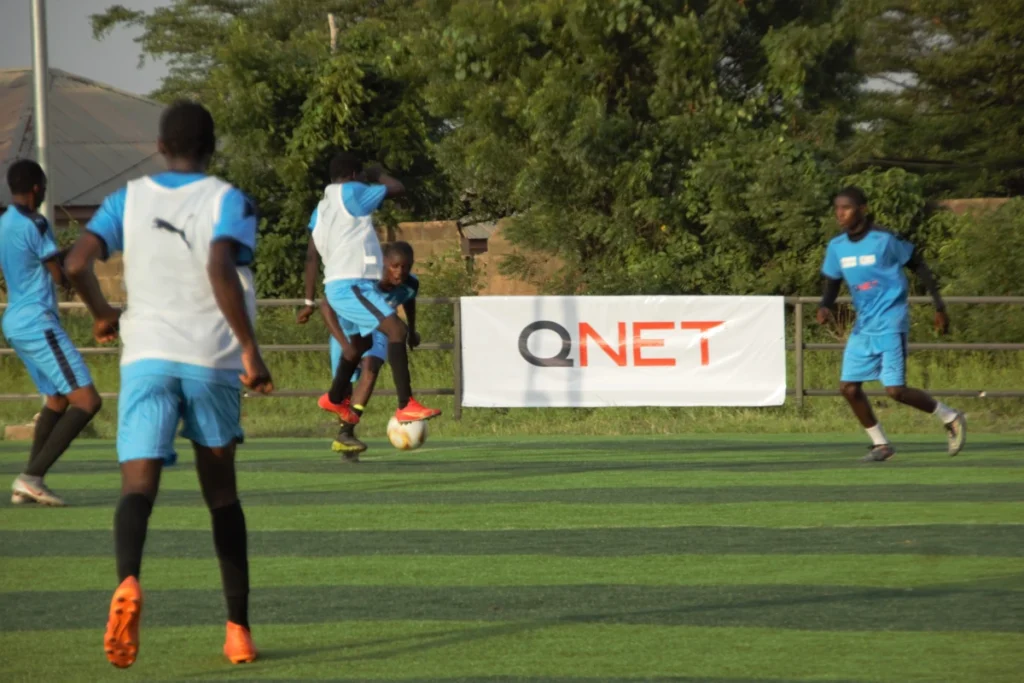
386, 417, 428, 451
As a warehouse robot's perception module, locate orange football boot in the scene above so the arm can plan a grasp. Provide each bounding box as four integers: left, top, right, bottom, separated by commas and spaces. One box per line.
223, 621, 257, 664
394, 397, 442, 423
104, 576, 143, 668
318, 393, 360, 424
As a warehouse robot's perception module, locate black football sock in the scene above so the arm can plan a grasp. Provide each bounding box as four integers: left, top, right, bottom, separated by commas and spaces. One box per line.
25, 407, 94, 477
211, 501, 250, 629
25, 407, 62, 471
115, 493, 154, 581
328, 356, 360, 404
389, 342, 413, 409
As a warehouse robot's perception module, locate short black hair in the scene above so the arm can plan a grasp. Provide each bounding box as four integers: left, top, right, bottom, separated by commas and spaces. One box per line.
384, 241, 414, 262
835, 185, 868, 206
159, 100, 216, 160
6, 159, 46, 194
329, 152, 362, 182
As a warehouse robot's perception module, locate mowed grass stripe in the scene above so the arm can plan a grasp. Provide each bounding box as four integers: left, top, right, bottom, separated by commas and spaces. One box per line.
6, 525, 1020, 558
3, 431, 1017, 454
3, 584, 1022, 633
1, 622, 1021, 683
30, 467, 1024, 493
3, 555, 1021, 592
34, 483, 1024, 508
8, 452, 1019, 479
2, 502, 1021, 531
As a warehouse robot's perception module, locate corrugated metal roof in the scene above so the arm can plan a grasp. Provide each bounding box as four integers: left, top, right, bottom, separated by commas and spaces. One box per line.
461, 221, 499, 240
0, 69, 165, 207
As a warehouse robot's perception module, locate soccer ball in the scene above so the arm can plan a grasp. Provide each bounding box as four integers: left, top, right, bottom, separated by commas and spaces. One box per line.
386, 417, 428, 451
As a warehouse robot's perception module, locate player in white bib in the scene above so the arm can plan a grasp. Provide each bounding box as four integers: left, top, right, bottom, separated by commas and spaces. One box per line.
64, 101, 272, 669
297, 153, 440, 450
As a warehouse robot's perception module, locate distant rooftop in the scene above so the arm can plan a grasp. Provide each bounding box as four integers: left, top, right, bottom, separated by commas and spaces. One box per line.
0, 68, 165, 208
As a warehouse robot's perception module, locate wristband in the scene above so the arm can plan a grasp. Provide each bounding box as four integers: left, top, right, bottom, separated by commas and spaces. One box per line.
304, 299, 316, 307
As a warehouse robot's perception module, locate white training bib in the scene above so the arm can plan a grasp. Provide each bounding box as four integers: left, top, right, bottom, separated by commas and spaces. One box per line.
119, 176, 256, 370
311, 183, 383, 282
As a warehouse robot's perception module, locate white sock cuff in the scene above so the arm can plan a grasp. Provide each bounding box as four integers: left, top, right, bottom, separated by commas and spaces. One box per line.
866, 424, 889, 446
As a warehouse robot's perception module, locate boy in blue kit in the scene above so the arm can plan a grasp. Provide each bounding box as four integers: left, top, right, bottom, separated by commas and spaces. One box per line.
0, 160, 102, 506
64, 101, 272, 668
818, 186, 966, 462
297, 153, 440, 452
316, 241, 421, 458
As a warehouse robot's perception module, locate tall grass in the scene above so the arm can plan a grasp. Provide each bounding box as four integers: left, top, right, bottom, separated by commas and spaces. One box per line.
2, 305, 1022, 440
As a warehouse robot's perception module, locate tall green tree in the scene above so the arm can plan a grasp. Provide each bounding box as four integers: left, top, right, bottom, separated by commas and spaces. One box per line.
855, 0, 1024, 197
418, 0, 864, 295
93, 0, 455, 296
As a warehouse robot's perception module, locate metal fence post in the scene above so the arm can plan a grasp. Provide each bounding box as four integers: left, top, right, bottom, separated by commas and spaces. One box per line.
794, 301, 804, 408
453, 297, 464, 421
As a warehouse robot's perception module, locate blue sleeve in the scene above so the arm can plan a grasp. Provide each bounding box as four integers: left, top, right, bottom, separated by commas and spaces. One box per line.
888, 234, 916, 267
28, 216, 58, 262
86, 188, 127, 259
307, 206, 318, 232
212, 188, 258, 265
407, 274, 419, 299
341, 182, 387, 217
821, 243, 841, 280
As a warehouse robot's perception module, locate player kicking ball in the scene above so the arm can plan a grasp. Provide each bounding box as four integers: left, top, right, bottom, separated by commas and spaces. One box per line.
65, 101, 272, 668
0, 160, 103, 506
297, 153, 440, 452
315, 242, 421, 459
818, 186, 966, 462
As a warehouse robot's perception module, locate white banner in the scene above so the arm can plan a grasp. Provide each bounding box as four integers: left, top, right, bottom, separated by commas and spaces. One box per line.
460, 296, 786, 407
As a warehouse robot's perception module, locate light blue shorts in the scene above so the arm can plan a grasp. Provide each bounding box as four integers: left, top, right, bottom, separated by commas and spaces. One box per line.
325, 278, 393, 337
841, 332, 907, 387
8, 327, 92, 396
117, 362, 243, 466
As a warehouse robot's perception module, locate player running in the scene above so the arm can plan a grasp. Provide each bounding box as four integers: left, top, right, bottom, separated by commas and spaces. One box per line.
297, 154, 440, 451
315, 241, 421, 459
1, 160, 103, 506
65, 101, 272, 668
817, 186, 966, 462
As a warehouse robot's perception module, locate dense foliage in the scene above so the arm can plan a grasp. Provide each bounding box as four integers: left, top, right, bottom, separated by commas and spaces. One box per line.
85, 0, 1022, 300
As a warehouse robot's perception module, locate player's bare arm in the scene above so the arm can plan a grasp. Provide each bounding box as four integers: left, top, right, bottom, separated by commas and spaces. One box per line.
360, 164, 405, 198
403, 297, 420, 348
208, 239, 273, 393
906, 251, 949, 334
297, 238, 319, 324
817, 276, 842, 325
65, 232, 121, 343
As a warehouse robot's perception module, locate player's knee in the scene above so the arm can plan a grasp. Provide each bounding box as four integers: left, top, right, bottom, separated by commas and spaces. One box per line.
839, 382, 861, 400
886, 385, 907, 402
68, 386, 102, 415
44, 394, 69, 413
384, 317, 407, 343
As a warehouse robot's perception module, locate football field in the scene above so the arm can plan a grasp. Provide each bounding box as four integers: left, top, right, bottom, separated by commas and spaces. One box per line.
1, 434, 1022, 682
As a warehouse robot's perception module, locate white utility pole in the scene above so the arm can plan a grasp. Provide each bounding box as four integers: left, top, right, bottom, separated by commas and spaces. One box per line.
31, 0, 53, 225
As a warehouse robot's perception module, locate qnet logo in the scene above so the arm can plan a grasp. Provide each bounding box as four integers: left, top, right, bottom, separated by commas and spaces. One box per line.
518, 320, 724, 368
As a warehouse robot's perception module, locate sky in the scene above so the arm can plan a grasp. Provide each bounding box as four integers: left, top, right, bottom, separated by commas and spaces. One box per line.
0, 0, 170, 96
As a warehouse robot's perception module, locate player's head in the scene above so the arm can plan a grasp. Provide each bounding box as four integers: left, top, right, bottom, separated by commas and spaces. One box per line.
158, 100, 216, 168
329, 152, 363, 183
834, 186, 868, 233
382, 241, 414, 287
6, 159, 47, 208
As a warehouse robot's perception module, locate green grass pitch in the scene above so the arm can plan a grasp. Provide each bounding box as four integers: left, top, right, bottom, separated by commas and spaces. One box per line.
1, 434, 1022, 682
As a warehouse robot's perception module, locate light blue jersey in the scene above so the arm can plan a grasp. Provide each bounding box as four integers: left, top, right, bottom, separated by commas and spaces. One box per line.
822, 227, 916, 336
0, 205, 60, 340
